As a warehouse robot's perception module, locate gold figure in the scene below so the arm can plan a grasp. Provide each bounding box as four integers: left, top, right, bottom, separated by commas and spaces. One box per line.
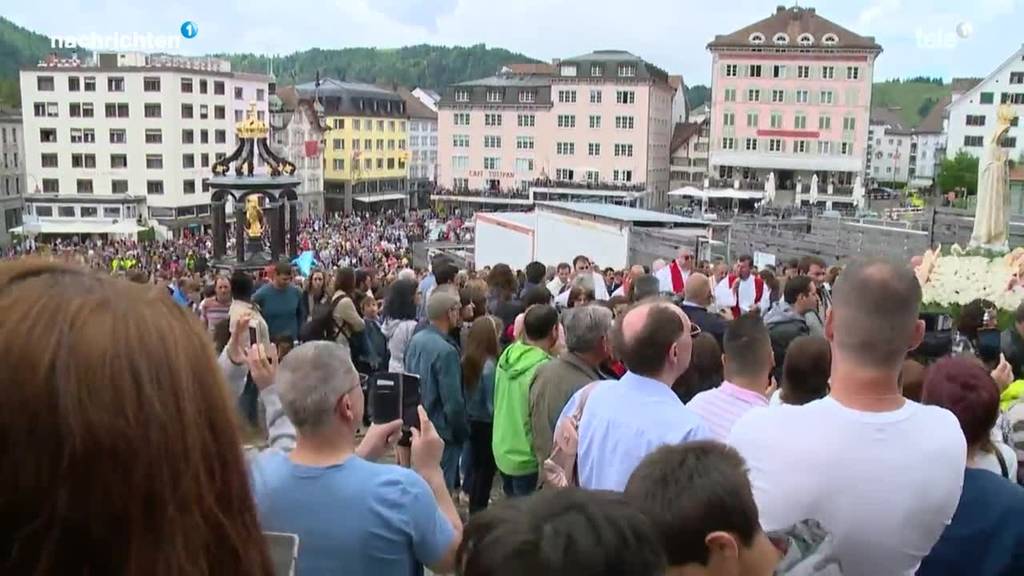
245, 196, 264, 238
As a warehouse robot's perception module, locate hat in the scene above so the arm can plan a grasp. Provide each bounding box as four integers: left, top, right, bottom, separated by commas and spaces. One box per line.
426, 291, 461, 321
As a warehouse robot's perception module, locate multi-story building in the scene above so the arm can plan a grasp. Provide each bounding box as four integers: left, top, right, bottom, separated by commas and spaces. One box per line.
19, 52, 270, 236
0, 108, 25, 245
398, 87, 438, 202
295, 78, 408, 213
946, 44, 1024, 162
669, 118, 710, 188
270, 86, 324, 217
437, 50, 675, 209
866, 107, 912, 184
707, 6, 881, 203
670, 75, 689, 124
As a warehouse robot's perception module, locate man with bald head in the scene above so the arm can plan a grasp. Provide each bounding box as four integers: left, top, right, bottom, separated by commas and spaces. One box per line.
728, 258, 966, 576
557, 300, 711, 491
678, 272, 728, 346
656, 246, 695, 294
612, 264, 646, 298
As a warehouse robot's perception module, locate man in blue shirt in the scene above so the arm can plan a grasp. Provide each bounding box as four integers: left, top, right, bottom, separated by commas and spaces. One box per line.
559, 300, 711, 491
250, 341, 462, 576
253, 262, 303, 340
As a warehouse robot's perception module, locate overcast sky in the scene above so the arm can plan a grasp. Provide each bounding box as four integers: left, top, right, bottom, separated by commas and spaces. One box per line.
6, 0, 1021, 84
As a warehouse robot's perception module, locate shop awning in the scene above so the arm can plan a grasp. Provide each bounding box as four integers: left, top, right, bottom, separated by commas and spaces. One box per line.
353, 194, 407, 203
12, 220, 145, 235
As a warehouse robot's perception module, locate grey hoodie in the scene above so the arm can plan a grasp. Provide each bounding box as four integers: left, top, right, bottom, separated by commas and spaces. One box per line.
382, 318, 418, 373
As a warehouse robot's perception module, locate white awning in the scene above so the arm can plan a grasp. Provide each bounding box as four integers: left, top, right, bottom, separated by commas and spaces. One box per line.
106, 220, 146, 234
668, 187, 764, 201
14, 220, 144, 235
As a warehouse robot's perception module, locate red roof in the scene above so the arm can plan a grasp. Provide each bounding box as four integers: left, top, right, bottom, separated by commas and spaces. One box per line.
708, 6, 880, 51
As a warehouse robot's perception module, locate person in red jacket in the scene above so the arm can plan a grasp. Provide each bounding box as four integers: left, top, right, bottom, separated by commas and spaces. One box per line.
713, 255, 770, 318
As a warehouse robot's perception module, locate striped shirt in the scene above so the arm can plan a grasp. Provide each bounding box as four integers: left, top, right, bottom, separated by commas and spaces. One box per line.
687, 381, 768, 442
200, 298, 232, 333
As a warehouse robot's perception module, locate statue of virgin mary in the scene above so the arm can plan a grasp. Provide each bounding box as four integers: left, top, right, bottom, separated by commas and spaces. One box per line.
970, 105, 1017, 252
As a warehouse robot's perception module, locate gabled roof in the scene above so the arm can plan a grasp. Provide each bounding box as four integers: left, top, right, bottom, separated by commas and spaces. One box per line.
668, 75, 684, 91
870, 107, 907, 130
396, 86, 437, 120
951, 77, 983, 94
917, 94, 950, 133
453, 74, 551, 88
556, 50, 669, 82
708, 6, 881, 51
294, 77, 402, 101
948, 45, 1024, 111
503, 62, 556, 76
671, 122, 702, 154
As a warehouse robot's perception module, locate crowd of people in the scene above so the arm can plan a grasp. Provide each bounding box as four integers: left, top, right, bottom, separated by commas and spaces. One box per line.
3, 229, 1024, 576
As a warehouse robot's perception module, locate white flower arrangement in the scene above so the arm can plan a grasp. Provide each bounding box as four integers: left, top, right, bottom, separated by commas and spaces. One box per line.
919, 250, 1024, 311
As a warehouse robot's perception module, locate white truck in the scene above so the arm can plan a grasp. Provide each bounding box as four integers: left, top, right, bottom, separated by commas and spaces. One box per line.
473, 212, 536, 270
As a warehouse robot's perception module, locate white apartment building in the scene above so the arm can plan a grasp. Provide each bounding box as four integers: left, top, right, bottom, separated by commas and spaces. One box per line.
670, 75, 689, 124
20, 52, 270, 237
669, 118, 710, 188
271, 86, 324, 217
946, 44, 1024, 162
0, 109, 25, 245
399, 87, 438, 199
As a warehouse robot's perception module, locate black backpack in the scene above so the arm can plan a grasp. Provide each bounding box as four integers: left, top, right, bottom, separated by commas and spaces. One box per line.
299, 299, 339, 342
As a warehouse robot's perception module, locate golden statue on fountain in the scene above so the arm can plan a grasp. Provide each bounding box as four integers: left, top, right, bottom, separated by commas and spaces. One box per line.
245, 195, 264, 238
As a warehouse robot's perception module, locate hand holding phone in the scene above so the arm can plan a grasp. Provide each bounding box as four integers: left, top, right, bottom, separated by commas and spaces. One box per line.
370, 377, 402, 425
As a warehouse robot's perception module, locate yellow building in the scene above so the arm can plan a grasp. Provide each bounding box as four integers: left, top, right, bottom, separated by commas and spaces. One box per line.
296, 78, 409, 212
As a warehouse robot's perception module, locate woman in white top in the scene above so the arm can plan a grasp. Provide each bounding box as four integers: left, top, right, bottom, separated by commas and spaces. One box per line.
380, 278, 420, 373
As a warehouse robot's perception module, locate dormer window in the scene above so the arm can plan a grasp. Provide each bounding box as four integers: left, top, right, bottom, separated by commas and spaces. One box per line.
560, 64, 578, 77
749, 32, 765, 45
772, 33, 789, 45
486, 89, 503, 103
617, 63, 637, 77
590, 64, 603, 77
454, 89, 470, 102
519, 90, 536, 103
822, 33, 839, 46
798, 33, 814, 46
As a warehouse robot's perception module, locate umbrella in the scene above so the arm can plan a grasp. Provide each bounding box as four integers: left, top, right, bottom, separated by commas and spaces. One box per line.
292, 250, 318, 276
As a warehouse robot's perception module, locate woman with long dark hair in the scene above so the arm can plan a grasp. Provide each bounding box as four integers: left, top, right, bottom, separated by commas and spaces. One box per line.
300, 268, 329, 322
463, 315, 503, 513
381, 278, 420, 373
0, 259, 274, 576
486, 264, 523, 344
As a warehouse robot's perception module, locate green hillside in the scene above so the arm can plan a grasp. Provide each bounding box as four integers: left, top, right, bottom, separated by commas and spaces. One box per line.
0, 16, 55, 107
871, 78, 952, 128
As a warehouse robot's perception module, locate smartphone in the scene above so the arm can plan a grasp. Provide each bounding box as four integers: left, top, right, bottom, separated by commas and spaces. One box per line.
264, 532, 299, 576
977, 328, 1001, 364
248, 326, 259, 348
370, 377, 402, 425
401, 374, 421, 430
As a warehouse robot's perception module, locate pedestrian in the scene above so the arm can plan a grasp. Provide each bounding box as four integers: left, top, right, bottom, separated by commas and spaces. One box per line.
764, 275, 817, 382
463, 315, 503, 513
714, 255, 770, 318
380, 278, 419, 373
300, 268, 330, 323
331, 267, 366, 353
774, 335, 831, 405
678, 272, 728, 346
199, 274, 233, 333
253, 261, 303, 341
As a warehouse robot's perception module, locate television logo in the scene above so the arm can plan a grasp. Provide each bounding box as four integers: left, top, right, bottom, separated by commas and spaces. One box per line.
180, 21, 198, 39
916, 20, 972, 50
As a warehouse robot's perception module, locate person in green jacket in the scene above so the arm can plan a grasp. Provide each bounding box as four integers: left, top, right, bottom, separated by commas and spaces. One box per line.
492, 304, 560, 496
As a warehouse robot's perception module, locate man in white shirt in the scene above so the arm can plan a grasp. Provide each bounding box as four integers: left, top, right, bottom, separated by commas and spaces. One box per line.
655, 247, 694, 295
714, 254, 770, 318
728, 258, 966, 576
568, 255, 609, 301
546, 262, 572, 298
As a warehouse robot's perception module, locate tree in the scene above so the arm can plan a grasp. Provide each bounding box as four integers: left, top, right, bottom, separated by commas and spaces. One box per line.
918, 96, 937, 120
937, 151, 979, 196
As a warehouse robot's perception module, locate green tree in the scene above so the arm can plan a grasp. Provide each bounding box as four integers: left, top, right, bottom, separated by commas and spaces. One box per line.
937, 150, 980, 195
686, 84, 709, 109
917, 96, 937, 120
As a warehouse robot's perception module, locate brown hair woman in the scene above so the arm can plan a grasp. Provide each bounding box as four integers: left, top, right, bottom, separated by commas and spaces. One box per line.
0, 259, 273, 576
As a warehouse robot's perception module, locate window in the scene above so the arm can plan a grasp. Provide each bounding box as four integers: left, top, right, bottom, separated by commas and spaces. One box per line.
484, 135, 502, 148
795, 140, 809, 153
840, 142, 853, 155
613, 169, 633, 183
255, 88, 265, 101
590, 89, 602, 104
146, 180, 164, 195
68, 76, 80, 91
724, 88, 736, 102
725, 64, 738, 77
181, 103, 194, 119
749, 33, 765, 45
798, 33, 814, 46
42, 179, 59, 193
37, 76, 54, 91
519, 90, 536, 103
589, 115, 602, 129
618, 63, 637, 77
376, 139, 384, 151
70, 129, 83, 143
819, 90, 834, 105
143, 76, 161, 92
749, 65, 763, 78
616, 90, 635, 104
516, 136, 534, 150
771, 89, 785, 103
69, 103, 81, 117
558, 90, 577, 103
560, 64, 578, 77
111, 154, 128, 168
40, 128, 57, 143
556, 142, 575, 155
111, 180, 128, 194
822, 33, 839, 46
772, 65, 787, 78
452, 134, 470, 148
144, 103, 161, 118
484, 157, 500, 170
215, 129, 226, 144
105, 103, 129, 118
71, 154, 96, 168
747, 89, 760, 103
454, 112, 470, 126
452, 156, 469, 170
615, 116, 635, 129
181, 78, 193, 93
980, 92, 994, 104
83, 76, 95, 91
214, 105, 225, 120
746, 112, 758, 128
41, 153, 58, 168
58, 206, 76, 218
963, 135, 984, 147
181, 129, 194, 144
614, 143, 633, 157
557, 115, 576, 128
846, 66, 860, 80
794, 114, 807, 130
821, 66, 835, 80
770, 112, 783, 129
453, 177, 469, 191
486, 89, 503, 103
201, 153, 210, 168
107, 77, 124, 92
555, 168, 574, 181
768, 139, 783, 152
517, 114, 535, 127
818, 141, 832, 155
966, 114, 986, 127
454, 89, 470, 102
721, 137, 736, 150
795, 90, 809, 104
234, 86, 243, 100
588, 143, 601, 156
363, 159, 371, 170
1001, 136, 1018, 148
843, 117, 856, 131
1002, 93, 1024, 105
796, 65, 810, 80
145, 129, 162, 144
745, 138, 758, 151
234, 110, 243, 122
484, 113, 502, 127
723, 112, 735, 126
819, 115, 831, 130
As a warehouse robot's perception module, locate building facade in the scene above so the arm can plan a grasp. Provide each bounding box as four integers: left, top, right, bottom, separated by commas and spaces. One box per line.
707, 6, 881, 201
946, 45, 1024, 162
437, 50, 675, 209
669, 118, 710, 188
270, 86, 324, 217
0, 109, 25, 245
399, 87, 438, 200
295, 79, 408, 212
670, 75, 689, 124
19, 52, 270, 236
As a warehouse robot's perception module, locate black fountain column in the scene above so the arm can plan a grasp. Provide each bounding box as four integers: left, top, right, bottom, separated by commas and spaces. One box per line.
288, 197, 298, 259
212, 197, 226, 260
268, 201, 284, 261
234, 204, 246, 263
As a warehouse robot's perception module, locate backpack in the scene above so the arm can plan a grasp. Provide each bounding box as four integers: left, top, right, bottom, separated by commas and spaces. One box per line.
542, 382, 599, 489
299, 299, 339, 342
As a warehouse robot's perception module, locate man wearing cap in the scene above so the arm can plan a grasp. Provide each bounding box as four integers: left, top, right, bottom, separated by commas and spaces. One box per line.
404, 291, 468, 489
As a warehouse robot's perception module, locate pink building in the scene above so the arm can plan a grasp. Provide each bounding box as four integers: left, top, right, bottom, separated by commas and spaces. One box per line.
437, 51, 674, 209
707, 6, 882, 203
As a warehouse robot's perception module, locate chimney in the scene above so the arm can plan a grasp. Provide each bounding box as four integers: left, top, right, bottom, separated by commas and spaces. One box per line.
776, 5, 786, 14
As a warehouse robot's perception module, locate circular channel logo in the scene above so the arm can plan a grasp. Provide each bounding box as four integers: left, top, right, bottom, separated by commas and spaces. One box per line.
180, 21, 198, 39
